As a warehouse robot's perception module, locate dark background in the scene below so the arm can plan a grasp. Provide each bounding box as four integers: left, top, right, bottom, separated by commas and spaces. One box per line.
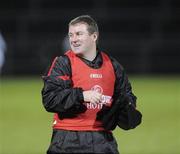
0, 0, 180, 75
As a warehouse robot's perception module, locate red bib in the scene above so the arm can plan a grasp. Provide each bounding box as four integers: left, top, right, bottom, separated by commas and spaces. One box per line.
53, 51, 115, 131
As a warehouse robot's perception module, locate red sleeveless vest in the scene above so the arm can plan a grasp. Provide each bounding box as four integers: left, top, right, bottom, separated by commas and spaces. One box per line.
53, 51, 115, 131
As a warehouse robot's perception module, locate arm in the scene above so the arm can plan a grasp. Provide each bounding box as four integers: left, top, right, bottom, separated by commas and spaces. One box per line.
96, 56, 138, 130
41, 55, 86, 115
111, 57, 137, 107
111, 57, 142, 130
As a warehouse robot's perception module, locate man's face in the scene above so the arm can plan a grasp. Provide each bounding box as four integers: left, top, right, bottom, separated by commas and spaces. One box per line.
68, 23, 97, 54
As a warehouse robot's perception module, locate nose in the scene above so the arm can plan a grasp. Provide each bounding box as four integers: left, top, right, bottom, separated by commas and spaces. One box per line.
70, 34, 78, 43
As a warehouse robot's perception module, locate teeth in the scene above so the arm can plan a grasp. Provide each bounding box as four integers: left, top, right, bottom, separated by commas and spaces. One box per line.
73, 44, 80, 47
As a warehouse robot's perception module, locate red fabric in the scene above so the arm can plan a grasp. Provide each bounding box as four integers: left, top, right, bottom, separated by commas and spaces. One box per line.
57, 75, 70, 80
47, 57, 58, 76
53, 51, 116, 131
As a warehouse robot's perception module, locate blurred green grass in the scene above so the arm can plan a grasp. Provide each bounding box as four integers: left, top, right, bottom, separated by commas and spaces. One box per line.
0, 76, 180, 154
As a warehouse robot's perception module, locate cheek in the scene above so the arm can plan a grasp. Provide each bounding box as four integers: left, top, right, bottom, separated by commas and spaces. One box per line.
69, 38, 72, 44
86, 39, 94, 46
83, 36, 93, 44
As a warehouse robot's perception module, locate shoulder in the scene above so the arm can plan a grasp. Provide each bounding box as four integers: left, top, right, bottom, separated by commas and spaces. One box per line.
47, 53, 71, 76
49, 55, 70, 70
102, 51, 124, 73
56, 54, 71, 67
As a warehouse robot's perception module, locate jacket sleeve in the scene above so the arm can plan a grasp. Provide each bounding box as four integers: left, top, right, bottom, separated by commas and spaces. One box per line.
96, 56, 138, 130
111, 57, 137, 107
41, 55, 86, 116
112, 57, 142, 129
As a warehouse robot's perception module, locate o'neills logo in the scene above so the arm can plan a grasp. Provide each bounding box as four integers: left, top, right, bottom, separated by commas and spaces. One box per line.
90, 73, 102, 79
85, 85, 112, 110
91, 85, 103, 94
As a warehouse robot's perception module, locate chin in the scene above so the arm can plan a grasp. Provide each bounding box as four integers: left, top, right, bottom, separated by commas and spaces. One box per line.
72, 48, 84, 54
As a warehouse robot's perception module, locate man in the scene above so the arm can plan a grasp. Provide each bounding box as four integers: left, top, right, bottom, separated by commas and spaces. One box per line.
42, 15, 141, 154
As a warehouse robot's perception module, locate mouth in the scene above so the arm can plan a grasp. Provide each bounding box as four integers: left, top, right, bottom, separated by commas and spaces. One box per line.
72, 43, 81, 48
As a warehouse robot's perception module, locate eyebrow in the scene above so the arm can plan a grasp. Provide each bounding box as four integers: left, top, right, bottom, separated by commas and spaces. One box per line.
68, 31, 84, 35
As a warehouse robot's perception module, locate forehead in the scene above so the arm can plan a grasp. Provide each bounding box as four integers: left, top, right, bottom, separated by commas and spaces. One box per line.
68, 23, 88, 33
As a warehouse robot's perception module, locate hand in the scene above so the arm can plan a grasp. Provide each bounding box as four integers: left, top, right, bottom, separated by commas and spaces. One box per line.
83, 90, 102, 104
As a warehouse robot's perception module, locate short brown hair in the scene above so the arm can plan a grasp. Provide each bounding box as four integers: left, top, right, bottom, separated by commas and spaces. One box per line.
69, 15, 99, 44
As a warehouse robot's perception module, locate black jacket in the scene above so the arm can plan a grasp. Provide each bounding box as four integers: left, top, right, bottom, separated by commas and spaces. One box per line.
41, 51, 139, 130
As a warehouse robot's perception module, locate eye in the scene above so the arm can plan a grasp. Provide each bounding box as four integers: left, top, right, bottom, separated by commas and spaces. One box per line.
68, 33, 73, 38
77, 32, 83, 36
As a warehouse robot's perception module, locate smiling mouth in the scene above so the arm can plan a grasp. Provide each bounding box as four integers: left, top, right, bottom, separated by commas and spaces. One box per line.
72, 43, 81, 48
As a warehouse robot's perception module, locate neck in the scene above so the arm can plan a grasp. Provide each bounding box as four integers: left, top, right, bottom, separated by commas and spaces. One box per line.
79, 49, 97, 61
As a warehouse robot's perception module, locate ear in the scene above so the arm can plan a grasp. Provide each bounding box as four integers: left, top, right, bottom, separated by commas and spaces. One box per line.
92, 32, 98, 42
